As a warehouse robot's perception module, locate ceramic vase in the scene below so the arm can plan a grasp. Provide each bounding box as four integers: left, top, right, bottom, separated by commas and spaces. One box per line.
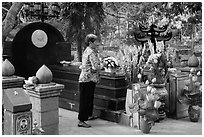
140, 117, 152, 134
188, 105, 201, 122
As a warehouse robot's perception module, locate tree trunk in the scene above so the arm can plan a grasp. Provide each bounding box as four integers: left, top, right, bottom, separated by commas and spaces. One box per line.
77, 31, 83, 62
2, 2, 24, 46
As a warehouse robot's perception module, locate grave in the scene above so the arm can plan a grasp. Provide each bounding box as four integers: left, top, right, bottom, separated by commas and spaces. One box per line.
6, 21, 127, 124
7, 22, 67, 134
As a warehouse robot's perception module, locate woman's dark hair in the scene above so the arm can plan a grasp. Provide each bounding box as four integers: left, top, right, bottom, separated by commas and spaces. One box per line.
85, 34, 98, 47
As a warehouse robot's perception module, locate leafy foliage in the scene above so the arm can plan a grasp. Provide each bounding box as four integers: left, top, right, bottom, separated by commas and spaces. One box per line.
61, 2, 105, 61
2, 2, 202, 62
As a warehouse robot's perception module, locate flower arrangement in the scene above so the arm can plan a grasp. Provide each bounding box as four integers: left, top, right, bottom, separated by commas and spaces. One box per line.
23, 76, 39, 89
103, 56, 119, 72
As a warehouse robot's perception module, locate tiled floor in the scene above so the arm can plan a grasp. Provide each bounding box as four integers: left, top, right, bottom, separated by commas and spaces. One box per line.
59, 108, 202, 135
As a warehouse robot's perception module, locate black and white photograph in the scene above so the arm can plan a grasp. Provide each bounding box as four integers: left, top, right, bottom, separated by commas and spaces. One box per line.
1, 1, 202, 135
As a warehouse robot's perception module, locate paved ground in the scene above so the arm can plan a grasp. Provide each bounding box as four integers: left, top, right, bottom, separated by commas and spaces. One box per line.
59, 108, 202, 135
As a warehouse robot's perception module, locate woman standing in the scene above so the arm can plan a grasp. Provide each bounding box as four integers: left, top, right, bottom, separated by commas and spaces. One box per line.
78, 34, 103, 128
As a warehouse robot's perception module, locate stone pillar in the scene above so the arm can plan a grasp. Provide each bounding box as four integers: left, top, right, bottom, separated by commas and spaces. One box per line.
2, 76, 25, 135
26, 83, 64, 135
3, 88, 32, 135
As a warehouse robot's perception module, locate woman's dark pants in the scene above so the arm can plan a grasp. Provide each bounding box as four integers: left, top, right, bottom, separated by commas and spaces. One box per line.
78, 81, 96, 122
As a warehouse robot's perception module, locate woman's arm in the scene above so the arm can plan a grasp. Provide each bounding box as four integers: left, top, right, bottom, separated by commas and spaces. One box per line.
89, 52, 102, 72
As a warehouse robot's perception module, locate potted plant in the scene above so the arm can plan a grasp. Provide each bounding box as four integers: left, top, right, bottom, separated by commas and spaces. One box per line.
128, 82, 168, 134
139, 52, 169, 120
178, 68, 202, 122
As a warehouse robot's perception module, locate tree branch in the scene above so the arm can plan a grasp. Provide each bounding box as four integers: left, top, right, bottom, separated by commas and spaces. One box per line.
2, 7, 9, 12
2, 2, 24, 44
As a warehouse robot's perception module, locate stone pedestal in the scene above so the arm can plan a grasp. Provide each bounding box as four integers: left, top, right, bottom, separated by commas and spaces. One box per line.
2, 76, 25, 89
168, 72, 190, 119
26, 83, 64, 135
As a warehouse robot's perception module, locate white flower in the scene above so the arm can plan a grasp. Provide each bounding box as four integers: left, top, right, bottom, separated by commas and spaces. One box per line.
154, 101, 161, 109
151, 87, 157, 94
184, 86, 188, 90
149, 66, 154, 71
145, 80, 150, 85
154, 59, 158, 64
152, 78, 156, 83
192, 76, 198, 82
190, 68, 196, 74
199, 85, 202, 91
133, 84, 140, 91
137, 73, 142, 79
147, 85, 152, 93
197, 71, 201, 76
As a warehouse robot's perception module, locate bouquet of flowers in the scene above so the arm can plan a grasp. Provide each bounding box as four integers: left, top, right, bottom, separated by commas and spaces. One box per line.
103, 56, 119, 72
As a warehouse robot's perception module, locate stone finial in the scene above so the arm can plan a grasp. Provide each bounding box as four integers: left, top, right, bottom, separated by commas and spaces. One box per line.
36, 65, 53, 84
2, 59, 15, 76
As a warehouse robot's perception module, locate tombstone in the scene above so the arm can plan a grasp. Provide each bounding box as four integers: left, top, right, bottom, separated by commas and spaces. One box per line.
12, 22, 71, 79
3, 88, 32, 135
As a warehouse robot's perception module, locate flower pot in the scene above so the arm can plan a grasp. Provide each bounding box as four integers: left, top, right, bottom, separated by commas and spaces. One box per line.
140, 117, 152, 134
188, 53, 199, 67
36, 65, 53, 84
145, 108, 159, 121
188, 105, 201, 122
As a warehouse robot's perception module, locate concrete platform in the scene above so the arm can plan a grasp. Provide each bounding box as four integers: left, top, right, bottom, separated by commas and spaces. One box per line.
59, 108, 202, 135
